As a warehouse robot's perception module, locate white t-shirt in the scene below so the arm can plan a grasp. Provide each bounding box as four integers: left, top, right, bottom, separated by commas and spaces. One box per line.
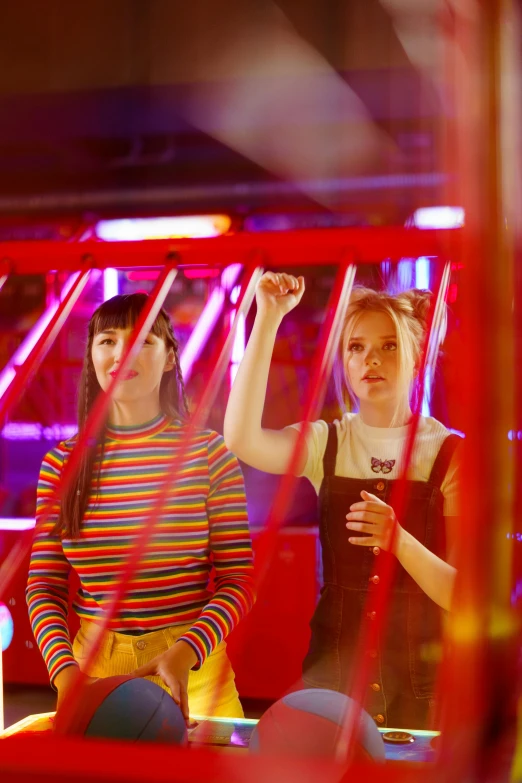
289, 413, 460, 517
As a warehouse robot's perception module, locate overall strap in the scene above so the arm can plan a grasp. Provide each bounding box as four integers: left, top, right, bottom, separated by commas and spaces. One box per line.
323, 422, 338, 478
428, 433, 462, 489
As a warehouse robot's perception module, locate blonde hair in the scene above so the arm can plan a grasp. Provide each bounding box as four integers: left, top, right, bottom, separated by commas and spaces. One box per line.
334, 286, 446, 426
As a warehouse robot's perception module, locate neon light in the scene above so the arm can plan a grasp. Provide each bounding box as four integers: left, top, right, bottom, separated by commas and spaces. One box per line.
180, 265, 242, 382
1, 422, 76, 441
230, 285, 241, 305
183, 268, 221, 279
415, 257, 430, 289
180, 289, 225, 381
417, 254, 432, 416
95, 215, 231, 242
0, 604, 13, 652
103, 268, 119, 300
0, 518, 36, 531
229, 311, 246, 386
421, 367, 431, 417
127, 270, 161, 282
413, 207, 465, 229
222, 264, 242, 291
0, 273, 81, 398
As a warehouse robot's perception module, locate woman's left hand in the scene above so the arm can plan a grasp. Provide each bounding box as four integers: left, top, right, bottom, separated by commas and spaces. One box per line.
132, 640, 198, 724
346, 490, 403, 554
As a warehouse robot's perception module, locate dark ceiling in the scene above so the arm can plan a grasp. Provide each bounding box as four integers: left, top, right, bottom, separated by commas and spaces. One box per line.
0, 0, 448, 223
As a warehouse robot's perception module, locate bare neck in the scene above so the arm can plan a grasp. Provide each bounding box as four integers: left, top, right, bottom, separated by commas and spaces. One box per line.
108, 399, 162, 428
357, 400, 413, 429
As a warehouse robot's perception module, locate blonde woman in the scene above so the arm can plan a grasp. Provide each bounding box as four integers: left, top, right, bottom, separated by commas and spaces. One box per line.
224, 272, 460, 729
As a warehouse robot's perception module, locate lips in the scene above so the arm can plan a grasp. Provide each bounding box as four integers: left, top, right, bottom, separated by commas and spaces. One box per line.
110, 370, 138, 380
362, 374, 384, 382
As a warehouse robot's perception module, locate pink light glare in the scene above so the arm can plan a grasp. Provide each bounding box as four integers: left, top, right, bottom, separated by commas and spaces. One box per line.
0, 272, 82, 399
229, 311, 246, 386
103, 268, 119, 300
0, 518, 35, 531
180, 265, 243, 383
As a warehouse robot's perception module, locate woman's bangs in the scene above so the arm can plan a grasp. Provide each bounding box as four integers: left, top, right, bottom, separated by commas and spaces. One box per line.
91, 295, 168, 340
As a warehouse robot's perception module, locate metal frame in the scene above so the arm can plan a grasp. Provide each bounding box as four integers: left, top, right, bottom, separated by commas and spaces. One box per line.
0, 220, 512, 782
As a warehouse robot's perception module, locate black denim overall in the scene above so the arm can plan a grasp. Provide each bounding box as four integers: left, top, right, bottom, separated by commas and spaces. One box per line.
302, 424, 460, 729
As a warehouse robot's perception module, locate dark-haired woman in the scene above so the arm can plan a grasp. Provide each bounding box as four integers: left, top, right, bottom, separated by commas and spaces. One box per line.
27, 294, 255, 722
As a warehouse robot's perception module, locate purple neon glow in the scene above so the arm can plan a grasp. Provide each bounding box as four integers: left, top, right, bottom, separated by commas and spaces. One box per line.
180, 265, 242, 382
0, 518, 35, 531
415, 258, 431, 417
1, 423, 77, 441
229, 311, 246, 386
0, 272, 82, 399
103, 268, 119, 301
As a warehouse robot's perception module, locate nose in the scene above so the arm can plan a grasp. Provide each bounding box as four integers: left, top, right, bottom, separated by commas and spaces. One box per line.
365, 347, 381, 366
111, 342, 126, 363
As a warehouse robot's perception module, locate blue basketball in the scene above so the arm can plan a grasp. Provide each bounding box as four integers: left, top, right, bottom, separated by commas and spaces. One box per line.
250, 689, 385, 760
54, 675, 187, 745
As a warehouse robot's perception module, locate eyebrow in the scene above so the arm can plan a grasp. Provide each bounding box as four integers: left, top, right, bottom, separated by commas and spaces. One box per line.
349, 335, 397, 341
96, 329, 156, 338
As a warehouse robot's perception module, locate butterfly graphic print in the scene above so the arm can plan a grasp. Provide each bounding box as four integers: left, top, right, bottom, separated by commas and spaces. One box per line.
370, 457, 396, 474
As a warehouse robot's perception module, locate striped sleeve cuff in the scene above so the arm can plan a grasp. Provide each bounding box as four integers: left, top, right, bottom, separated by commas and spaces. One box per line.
177, 631, 208, 670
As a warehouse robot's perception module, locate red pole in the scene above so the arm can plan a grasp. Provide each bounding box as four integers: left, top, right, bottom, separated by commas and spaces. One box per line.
0, 269, 91, 424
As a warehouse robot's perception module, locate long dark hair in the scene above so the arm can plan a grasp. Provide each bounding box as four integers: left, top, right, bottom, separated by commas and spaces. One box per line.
56, 293, 189, 539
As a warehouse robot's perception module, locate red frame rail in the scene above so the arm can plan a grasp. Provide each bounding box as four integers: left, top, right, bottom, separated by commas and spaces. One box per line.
0, 221, 518, 782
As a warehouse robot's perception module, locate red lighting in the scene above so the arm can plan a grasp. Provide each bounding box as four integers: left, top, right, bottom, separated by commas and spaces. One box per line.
184, 268, 221, 279
126, 271, 161, 281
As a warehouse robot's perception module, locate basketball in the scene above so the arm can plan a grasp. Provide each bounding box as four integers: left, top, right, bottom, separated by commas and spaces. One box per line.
249, 689, 385, 760
53, 675, 187, 745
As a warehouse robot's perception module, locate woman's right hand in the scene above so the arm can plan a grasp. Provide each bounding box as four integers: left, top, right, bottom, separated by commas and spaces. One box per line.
256, 272, 305, 319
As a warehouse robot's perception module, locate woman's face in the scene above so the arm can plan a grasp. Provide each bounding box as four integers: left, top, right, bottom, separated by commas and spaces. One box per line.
91, 326, 174, 404
344, 311, 410, 409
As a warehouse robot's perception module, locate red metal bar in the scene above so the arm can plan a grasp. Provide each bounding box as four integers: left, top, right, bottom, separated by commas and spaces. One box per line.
436, 1, 519, 780
0, 269, 91, 424
0, 227, 462, 274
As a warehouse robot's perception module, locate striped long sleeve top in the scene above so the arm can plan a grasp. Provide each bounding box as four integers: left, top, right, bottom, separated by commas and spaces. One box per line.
26, 414, 255, 684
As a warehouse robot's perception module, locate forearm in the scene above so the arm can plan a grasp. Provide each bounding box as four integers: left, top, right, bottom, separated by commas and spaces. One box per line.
395, 528, 456, 611
180, 574, 255, 668
224, 310, 280, 460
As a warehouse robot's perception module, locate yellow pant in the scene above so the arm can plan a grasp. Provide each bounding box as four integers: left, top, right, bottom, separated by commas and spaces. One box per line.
72, 619, 244, 719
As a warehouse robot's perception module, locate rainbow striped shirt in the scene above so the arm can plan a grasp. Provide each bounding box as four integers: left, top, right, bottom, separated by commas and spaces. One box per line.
26, 414, 255, 684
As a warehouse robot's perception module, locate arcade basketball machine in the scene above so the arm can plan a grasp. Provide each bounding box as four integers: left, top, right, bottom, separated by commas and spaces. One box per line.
0, 2, 520, 783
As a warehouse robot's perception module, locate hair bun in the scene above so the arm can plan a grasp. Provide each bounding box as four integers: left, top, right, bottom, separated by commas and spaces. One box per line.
399, 289, 433, 329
